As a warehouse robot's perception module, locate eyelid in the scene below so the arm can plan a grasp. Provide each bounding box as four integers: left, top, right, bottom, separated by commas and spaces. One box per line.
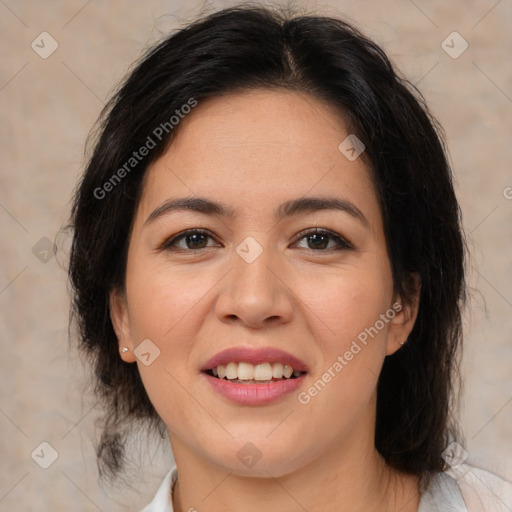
158, 228, 220, 251
159, 227, 354, 252
292, 227, 354, 250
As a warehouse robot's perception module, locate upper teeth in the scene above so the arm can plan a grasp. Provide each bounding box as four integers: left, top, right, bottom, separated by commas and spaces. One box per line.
212, 362, 302, 381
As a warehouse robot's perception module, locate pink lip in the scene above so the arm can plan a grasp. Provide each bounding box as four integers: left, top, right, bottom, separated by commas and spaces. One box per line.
200, 346, 308, 406
203, 372, 307, 405
201, 346, 309, 373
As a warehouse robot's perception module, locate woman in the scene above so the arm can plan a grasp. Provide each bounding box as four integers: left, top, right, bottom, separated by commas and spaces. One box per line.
68, 5, 511, 511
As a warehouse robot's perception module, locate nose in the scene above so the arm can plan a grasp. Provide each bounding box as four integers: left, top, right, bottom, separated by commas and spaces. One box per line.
214, 239, 294, 329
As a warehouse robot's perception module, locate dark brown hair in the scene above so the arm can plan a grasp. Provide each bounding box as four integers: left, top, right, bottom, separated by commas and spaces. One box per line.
68, 4, 466, 485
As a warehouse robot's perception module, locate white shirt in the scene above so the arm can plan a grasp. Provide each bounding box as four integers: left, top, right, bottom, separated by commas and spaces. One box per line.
140, 462, 512, 511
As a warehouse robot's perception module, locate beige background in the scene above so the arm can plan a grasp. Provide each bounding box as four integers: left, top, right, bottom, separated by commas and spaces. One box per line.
1, 0, 511, 510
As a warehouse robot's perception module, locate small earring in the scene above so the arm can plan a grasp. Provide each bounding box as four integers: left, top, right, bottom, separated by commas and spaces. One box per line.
121, 347, 129, 354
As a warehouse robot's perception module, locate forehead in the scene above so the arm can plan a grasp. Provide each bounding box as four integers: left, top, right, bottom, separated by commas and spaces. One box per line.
137, 89, 379, 225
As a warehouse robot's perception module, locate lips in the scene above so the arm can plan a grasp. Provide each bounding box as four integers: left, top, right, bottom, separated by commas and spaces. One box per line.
201, 346, 309, 405
201, 346, 309, 373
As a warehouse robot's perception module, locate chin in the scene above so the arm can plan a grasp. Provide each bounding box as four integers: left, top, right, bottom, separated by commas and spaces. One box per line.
205, 438, 309, 478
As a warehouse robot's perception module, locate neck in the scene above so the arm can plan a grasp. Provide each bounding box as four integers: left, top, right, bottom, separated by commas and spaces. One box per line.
169, 427, 420, 512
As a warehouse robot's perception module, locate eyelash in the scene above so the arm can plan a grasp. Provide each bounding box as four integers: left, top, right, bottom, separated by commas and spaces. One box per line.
159, 228, 354, 253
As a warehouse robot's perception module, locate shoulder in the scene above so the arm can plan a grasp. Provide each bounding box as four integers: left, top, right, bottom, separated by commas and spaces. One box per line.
418, 470, 467, 511
140, 466, 178, 512
446, 461, 512, 512
418, 461, 512, 512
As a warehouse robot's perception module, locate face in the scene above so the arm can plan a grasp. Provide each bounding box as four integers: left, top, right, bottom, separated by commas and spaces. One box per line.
110, 89, 419, 478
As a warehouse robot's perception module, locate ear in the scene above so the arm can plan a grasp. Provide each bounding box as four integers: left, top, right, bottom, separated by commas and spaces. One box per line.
109, 288, 136, 363
386, 273, 421, 356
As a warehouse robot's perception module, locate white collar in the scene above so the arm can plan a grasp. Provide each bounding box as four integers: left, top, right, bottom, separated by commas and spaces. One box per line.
140, 466, 177, 512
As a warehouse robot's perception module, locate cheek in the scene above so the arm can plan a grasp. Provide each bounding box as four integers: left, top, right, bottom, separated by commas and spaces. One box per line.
294, 260, 393, 411
122, 264, 211, 428
123, 254, 213, 400
299, 262, 393, 353
124, 253, 210, 341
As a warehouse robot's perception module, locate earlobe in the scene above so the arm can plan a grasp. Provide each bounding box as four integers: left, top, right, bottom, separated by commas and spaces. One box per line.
109, 289, 136, 363
386, 274, 421, 356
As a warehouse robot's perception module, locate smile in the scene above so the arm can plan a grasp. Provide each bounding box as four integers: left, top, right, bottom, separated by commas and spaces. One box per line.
205, 361, 304, 383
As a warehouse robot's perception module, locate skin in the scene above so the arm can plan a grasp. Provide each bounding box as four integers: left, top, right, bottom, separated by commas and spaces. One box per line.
110, 89, 421, 512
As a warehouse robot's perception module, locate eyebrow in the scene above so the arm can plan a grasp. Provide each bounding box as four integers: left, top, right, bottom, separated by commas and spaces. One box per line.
144, 195, 369, 227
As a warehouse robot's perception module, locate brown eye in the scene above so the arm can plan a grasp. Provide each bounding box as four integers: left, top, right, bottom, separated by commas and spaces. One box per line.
306, 233, 330, 250
186, 233, 209, 249
294, 229, 353, 251
161, 229, 219, 251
